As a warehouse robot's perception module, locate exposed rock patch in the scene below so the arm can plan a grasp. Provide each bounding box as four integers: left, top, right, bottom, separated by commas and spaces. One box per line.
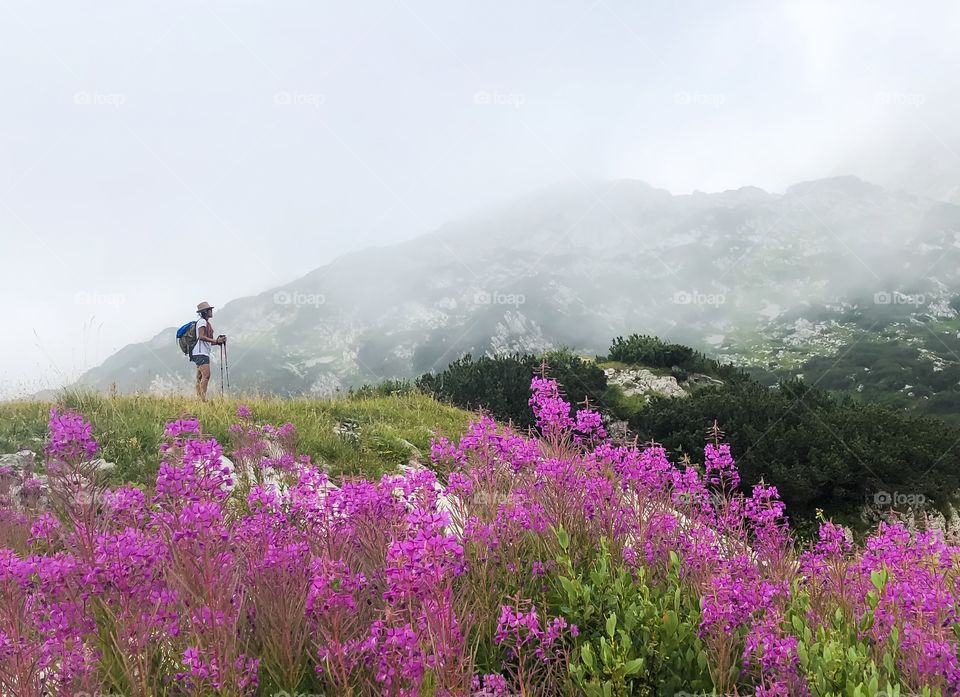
604, 367, 688, 400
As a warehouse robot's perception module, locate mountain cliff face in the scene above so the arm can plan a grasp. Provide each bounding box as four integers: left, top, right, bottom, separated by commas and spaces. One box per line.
77, 177, 960, 396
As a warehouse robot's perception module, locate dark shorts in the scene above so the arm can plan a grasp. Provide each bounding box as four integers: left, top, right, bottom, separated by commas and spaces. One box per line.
191, 354, 210, 366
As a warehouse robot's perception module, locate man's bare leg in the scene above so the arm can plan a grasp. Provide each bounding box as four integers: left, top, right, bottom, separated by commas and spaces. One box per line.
196, 364, 203, 398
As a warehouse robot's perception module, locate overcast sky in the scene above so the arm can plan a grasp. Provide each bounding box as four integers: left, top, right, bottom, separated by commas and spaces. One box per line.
1, 0, 958, 397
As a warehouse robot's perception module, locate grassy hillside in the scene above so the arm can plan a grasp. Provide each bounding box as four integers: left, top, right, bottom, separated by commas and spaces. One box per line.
0, 391, 473, 485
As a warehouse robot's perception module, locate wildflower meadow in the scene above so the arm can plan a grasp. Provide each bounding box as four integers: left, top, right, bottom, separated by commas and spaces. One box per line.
0, 377, 957, 696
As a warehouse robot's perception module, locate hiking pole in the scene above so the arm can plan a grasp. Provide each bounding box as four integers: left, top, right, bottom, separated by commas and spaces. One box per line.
219, 344, 225, 397
224, 339, 230, 391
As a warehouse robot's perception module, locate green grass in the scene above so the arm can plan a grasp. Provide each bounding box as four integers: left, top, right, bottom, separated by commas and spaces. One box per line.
601, 384, 650, 416
0, 391, 474, 485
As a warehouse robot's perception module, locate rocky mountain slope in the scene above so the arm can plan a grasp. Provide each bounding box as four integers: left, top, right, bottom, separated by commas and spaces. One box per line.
76, 177, 960, 399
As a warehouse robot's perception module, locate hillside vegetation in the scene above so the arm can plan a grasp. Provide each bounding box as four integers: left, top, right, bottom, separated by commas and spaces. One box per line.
0, 390, 472, 484
418, 333, 960, 529
2, 375, 957, 695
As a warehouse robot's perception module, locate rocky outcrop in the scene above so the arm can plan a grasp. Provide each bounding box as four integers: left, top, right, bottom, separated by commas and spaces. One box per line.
0, 450, 117, 510
683, 373, 724, 388
604, 367, 688, 401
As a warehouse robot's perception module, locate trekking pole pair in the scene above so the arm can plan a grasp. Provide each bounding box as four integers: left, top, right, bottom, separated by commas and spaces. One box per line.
219, 340, 230, 396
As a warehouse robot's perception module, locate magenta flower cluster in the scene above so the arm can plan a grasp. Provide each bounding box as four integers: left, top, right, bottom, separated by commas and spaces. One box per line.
0, 383, 956, 696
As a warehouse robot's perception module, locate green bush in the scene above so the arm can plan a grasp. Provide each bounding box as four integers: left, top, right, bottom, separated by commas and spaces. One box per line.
552, 534, 711, 697
627, 378, 960, 528
605, 334, 747, 381
417, 349, 608, 428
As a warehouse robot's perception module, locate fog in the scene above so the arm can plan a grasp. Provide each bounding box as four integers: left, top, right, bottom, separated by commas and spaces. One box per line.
1, 0, 958, 397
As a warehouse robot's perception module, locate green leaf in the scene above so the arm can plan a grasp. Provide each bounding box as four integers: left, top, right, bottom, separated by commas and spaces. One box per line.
623, 657, 645, 675
797, 641, 809, 667
606, 613, 617, 639
662, 610, 679, 635
600, 638, 614, 666
882, 652, 895, 674
581, 643, 595, 671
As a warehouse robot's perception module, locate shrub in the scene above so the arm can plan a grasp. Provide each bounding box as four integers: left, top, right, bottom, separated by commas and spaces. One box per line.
417, 349, 607, 428
628, 378, 960, 527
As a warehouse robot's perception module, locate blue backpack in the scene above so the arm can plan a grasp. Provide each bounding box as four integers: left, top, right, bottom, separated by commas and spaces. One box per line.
176, 321, 198, 358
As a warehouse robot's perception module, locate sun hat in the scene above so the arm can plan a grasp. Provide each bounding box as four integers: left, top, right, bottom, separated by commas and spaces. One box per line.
196, 301, 214, 312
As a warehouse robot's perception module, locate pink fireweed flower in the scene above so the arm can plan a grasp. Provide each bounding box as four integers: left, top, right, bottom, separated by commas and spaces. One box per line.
528, 377, 574, 437
20, 476, 45, 497
46, 407, 98, 463
495, 604, 542, 647
615, 443, 675, 492
367, 620, 426, 689
700, 555, 770, 636
384, 509, 465, 603
306, 557, 368, 615
170, 500, 228, 543
742, 610, 805, 696
163, 418, 201, 439
443, 470, 476, 500
745, 483, 786, 528
103, 485, 147, 527
236, 404, 252, 420
671, 464, 712, 513
181, 646, 210, 680
155, 437, 232, 505
29, 512, 61, 545
93, 527, 166, 595
573, 408, 607, 445
472, 672, 511, 696
704, 442, 740, 491
495, 602, 577, 663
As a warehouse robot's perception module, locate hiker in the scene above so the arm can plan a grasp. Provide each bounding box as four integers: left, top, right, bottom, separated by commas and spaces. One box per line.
192, 301, 226, 401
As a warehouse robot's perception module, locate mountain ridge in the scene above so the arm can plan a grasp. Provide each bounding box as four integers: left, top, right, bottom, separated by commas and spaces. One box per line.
75, 176, 960, 402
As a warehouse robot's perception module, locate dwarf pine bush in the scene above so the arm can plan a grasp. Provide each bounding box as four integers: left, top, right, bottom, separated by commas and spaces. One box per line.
0, 379, 957, 695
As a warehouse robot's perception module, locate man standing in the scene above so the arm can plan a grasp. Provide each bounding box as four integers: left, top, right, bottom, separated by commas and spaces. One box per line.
192, 301, 225, 401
